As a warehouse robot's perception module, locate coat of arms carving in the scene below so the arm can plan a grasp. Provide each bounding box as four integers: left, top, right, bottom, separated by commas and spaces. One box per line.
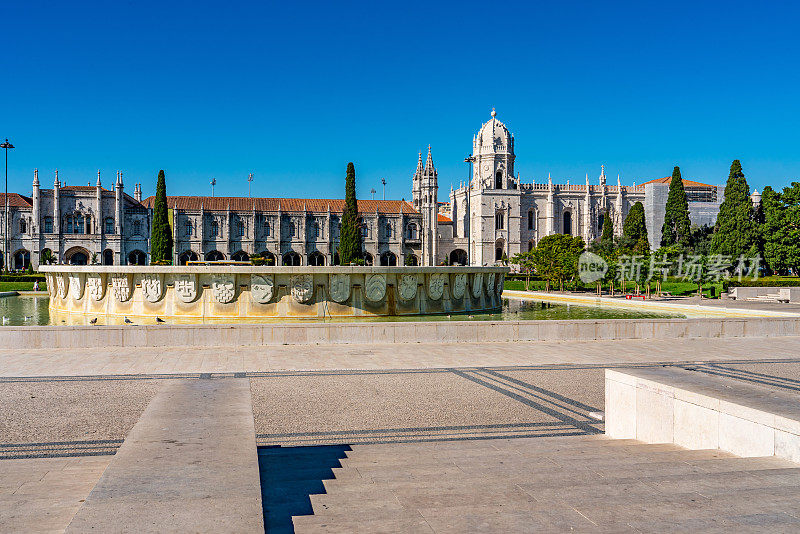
250, 274, 274, 304
174, 274, 197, 303
212, 275, 236, 304
364, 274, 386, 302
450, 273, 467, 299
140, 274, 164, 303
291, 274, 314, 303
87, 274, 105, 301
328, 274, 350, 303
397, 274, 417, 301
69, 274, 85, 300
111, 274, 132, 302
427, 273, 445, 301
471, 273, 484, 298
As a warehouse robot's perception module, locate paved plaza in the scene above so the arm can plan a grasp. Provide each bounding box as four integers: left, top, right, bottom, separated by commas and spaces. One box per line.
0, 331, 799, 531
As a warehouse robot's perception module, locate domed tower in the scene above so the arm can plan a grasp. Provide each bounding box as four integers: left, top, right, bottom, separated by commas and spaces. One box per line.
472, 108, 515, 190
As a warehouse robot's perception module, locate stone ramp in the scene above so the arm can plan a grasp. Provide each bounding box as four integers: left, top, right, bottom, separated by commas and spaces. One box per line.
66, 378, 264, 533
270, 435, 800, 533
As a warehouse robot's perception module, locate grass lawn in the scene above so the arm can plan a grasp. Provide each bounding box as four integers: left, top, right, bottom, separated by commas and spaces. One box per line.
0, 282, 47, 292
504, 278, 723, 298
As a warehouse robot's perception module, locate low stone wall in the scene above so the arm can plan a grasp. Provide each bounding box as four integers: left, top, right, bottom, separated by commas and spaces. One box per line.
605, 368, 800, 462
2, 315, 800, 349
39, 265, 507, 322
730, 286, 800, 302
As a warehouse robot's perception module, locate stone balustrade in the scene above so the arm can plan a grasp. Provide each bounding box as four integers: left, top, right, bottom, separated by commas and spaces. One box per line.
39, 265, 508, 323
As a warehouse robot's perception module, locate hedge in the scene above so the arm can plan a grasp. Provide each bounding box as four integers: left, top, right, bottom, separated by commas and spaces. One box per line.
0, 274, 47, 282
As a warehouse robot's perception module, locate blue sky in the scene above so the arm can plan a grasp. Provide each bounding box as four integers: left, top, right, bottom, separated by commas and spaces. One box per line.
2, 1, 799, 201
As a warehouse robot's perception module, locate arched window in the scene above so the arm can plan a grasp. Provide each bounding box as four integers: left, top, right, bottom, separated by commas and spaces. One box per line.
232, 250, 249, 262
282, 251, 301, 266
132, 219, 142, 236
405, 254, 419, 266
206, 250, 224, 261
13, 250, 31, 270
449, 249, 468, 266
379, 251, 397, 266
75, 215, 85, 234
495, 212, 504, 230
235, 219, 245, 238
19, 219, 27, 234
563, 211, 572, 235
128, 249, 146, 265
310, 221, 320, 239
178, 250, 199, 265
308, 251, 325, 266
103, 249, 114, 265
385, 222, 392, 239
185, 219, 193, 237
105, 217, 115, 235
44, 217, 53, 234
495, 171, 503, 189
361, 224, 369, 238
288, 220, 296, 237
210, 220, 220, 238
363, 252, 373, 266
406, 223, 418, 240
528, 210, 534, 230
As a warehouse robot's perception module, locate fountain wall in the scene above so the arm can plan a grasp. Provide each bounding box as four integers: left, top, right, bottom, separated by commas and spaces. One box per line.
39, 266, 508, 323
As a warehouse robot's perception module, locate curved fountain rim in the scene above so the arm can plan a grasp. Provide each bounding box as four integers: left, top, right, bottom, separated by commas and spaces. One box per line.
39, 265, 510, 274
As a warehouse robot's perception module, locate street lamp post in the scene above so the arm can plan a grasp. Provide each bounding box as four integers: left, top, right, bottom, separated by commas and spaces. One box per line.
464, 154, 474, 266
1, 139, 14, 272
210, 178, 216, 198
381, 177, 386, 201
247, 173, 253, 198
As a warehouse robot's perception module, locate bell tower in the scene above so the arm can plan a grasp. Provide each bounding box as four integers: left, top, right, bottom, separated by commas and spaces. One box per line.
472, 109, 515, 190
419, 146, 439, 266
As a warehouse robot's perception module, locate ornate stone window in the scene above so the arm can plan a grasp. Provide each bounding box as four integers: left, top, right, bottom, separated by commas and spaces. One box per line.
406, 223, 418, 240
495, 171, 503, 189
495, 212, 504, 230
185, 219, 193, 237
528, 210, 535, 231
43, 216, 53, 234
105, 217, 115, 235
19, 219, 27, 234
210, 220, 220, 238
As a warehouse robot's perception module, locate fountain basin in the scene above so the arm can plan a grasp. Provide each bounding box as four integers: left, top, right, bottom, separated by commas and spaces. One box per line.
39, 265, 508, 323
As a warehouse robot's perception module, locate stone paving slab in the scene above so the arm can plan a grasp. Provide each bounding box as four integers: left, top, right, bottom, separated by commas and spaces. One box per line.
66, 378, 263, 533
0, 456, 111, 533
1, 336, 800, 377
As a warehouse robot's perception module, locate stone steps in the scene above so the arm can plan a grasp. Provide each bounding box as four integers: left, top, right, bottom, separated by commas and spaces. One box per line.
277, 436, 800, 532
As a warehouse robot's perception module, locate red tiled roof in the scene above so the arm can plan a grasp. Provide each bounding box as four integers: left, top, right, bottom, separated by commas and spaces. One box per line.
0, 193, 32, 208
641, 176, 715, 188
140, 196, 418, 214
438, 213, 452, 223
61, 185, 109, 192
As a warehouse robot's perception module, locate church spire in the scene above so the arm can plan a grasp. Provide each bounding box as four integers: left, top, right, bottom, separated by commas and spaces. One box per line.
416, 151, 423, 176
424, 145, 434, 172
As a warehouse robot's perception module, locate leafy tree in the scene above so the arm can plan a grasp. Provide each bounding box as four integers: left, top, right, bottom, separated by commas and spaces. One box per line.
710, 160, 758, 259
660, 166, 691, 248
762, 183, 800, 274
40, 249, 55, 265
150, 170, 173, 264
338, 162, 363, 265
689, 224, 714, 256
601, 209, 614, 245
532, 234, 585, 291
623, 201, 649, 253
510, 250, 536, 290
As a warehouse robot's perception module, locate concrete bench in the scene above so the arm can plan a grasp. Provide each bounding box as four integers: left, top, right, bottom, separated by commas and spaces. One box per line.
605, 367, 800, 463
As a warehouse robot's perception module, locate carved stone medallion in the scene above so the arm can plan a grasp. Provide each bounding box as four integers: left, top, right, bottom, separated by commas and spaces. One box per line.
364, 273, 386, 302
328, 274, 351, 303
486, 272, 496, 295
427, 273, 445, 301
250, 274, 274, 304
86, 273, 105, 301
69, 274, 85, 300
471, 273, 483, 298
56, 274, 68, 298
291, 274, 314, 303
212, 275, 236, 304
451, 273, 467, 299
140, 273, 164, 303
111, 274, 132, 302
174, 274, 197, 303
397, 274, 417, 301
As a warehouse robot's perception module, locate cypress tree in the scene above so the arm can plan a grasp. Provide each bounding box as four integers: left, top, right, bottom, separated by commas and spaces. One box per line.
600, 209, 614, 244
660, 166, 691, 248
338, 162, 363, 264
710, 159, 758, 258
623, 201, 649, 252
150, 169, 173, 264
